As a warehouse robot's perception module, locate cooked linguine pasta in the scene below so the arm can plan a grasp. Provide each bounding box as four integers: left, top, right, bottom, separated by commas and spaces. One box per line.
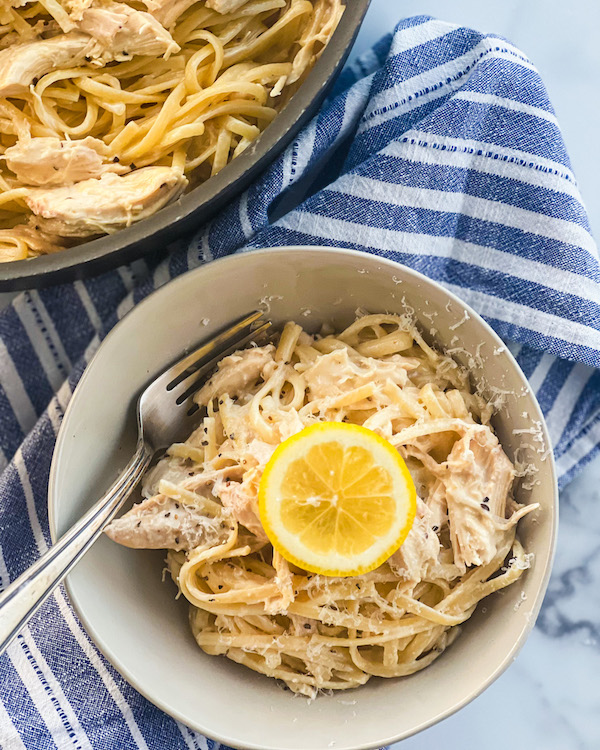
0, 0, 343, 261
105, 314, 538, 698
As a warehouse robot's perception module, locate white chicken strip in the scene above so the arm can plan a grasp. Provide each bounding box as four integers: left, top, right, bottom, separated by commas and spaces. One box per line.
214, 475, 267, 541
0, 34, 91, 97
26, 167, 187, 237
4, 137, 125, 187
149, 0, 242, 29
105, 495, 230, 551
79, 2, 180, 63
194, 345, 276, 407
0, 16, 54, 48
424, 478, 448, 533
443, 426, 516, 570
64, 0, 95, 20
389, 497, 441, 582
149, 0, 267, 29
149, 0, 197, 28
206, 0, 248, 13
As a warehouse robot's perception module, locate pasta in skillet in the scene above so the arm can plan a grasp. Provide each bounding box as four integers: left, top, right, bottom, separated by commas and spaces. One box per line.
106, 314, 538, 698
0, 0, 343, 260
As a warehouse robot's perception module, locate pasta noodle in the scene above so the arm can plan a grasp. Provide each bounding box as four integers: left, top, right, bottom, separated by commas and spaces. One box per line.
0, 0, 343, 261
105, 314, 538, 697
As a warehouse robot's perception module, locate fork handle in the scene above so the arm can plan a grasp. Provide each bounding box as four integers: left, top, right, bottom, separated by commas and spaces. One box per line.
0, 441, 152, 655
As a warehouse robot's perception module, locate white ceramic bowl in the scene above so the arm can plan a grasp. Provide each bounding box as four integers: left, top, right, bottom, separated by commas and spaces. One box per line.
48, 247, 557, 750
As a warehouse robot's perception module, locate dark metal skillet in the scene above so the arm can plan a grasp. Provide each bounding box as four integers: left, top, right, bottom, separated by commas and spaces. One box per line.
0, 0, 371, 291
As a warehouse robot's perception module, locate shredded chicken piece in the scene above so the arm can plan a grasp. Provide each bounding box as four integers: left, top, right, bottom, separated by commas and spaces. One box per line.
64, 0, 94, 20
423, 478, 447, 533
389, 498, 441, 581
213, 469, 267, 541
243, 438, 276, 467
78, 1, 180, 63
4, 136, 125, 186
219, 431, 276, 471
0, 33, 91, 96
149, 0, 280, 28
195, 344, 277, 407
25, 167, 187, 237
148, 0, 189, 27
443, 427, 516, 570
266, 550, 294, 614
271, 407, 305, 442
141, 454, 200, 499
105, 495, 228, 552
206, 0, 248, 13
0, 16, 53, 47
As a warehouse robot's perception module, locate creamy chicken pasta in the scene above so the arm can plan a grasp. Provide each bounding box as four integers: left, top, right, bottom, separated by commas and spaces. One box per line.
106, 314, 538, 697
0, 0, 342, 261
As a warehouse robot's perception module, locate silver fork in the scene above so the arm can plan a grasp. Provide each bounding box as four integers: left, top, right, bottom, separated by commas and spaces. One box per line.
0, 310, 271, 655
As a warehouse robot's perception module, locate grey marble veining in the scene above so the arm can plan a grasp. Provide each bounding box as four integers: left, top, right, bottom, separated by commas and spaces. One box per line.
540, 475, 600, 647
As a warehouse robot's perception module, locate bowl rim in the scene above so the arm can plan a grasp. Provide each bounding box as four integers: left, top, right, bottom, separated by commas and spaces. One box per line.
0, 0, 371, 291
48, 245, 559, 750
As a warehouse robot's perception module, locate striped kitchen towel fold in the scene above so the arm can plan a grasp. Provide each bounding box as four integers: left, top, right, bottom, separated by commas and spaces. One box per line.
1, 15, 599, 750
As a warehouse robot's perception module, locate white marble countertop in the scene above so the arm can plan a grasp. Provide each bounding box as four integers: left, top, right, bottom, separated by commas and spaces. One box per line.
350, 2, 600, 748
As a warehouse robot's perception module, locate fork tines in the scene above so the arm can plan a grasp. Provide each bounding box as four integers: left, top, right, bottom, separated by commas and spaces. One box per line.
163, 310, 272, 409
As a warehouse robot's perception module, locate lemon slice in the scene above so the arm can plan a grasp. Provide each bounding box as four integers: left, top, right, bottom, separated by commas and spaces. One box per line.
258, 422, 417, 577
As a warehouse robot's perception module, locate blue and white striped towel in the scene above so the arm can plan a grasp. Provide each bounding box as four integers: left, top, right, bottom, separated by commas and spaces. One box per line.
1, 15, 599, 750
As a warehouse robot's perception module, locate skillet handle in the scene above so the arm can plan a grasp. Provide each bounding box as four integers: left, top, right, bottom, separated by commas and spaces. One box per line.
0, 441, 151, 655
